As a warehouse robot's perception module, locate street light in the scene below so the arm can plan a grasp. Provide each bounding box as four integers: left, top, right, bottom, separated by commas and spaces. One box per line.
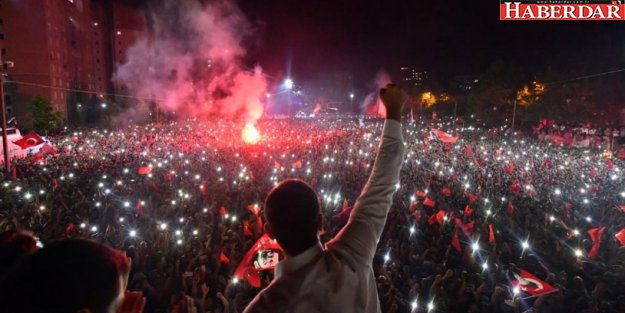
284, 78, 294, 90
1, 55, 14, 178
284, 78, 294, 116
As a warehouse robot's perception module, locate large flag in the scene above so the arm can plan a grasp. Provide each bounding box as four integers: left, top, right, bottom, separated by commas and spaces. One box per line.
432, 129, 458, 143
234, 234, 282, 288
12, 132, 44, 149
588, 226, 605, 259
511, 268, 557, 298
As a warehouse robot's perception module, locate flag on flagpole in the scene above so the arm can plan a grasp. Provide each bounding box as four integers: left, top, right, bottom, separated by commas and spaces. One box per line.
588, 226, 605, 259
12, 132, 44, 149
511, 268, 558, 298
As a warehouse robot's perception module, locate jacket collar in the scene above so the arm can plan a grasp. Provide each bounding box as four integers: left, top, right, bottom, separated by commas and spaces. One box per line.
274, 242, 323, 279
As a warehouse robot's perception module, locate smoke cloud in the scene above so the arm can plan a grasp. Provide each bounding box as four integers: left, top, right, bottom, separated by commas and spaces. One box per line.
361, 70, 390, 117
114, 0, 267, 124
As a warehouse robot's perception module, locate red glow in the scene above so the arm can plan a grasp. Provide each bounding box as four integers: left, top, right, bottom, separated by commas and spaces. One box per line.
241, 123, 261, 144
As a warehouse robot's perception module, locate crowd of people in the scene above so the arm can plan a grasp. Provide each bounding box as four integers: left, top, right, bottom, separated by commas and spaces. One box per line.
533, 120, 625, 149
1, 116, 625, 313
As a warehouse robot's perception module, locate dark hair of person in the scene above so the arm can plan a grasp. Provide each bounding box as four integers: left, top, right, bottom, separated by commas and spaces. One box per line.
0, 239, 130, 313
264, 179, 321, 256
0, 230, 38, 278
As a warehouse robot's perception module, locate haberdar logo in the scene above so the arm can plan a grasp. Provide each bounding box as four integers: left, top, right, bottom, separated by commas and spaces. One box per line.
500, 0, 625, 20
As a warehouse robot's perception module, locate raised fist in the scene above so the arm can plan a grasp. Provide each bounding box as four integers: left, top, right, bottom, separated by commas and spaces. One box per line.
379, 83, 406, 122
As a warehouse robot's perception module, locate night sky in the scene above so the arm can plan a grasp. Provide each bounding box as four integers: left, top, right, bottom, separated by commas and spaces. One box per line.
127, 0, 625, 89
238, 0, 625, 88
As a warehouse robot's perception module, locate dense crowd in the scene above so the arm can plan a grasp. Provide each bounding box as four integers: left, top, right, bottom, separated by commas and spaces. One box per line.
1, 117, 625, 313
533, 120, 625, 149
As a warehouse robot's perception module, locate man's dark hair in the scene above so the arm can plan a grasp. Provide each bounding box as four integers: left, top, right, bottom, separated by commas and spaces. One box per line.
0, 230, 38, 277
264, 179, 320, 256
0, 239, 130, 313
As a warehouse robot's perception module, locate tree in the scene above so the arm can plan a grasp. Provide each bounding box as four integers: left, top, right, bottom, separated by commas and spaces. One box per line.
31, 97, 61, 134
467, 60, 525, 125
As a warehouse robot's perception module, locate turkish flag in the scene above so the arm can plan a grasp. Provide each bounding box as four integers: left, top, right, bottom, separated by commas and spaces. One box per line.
65, 223, 75, 235
488, 224, 495, 244
138, 166, 152, 175
511, 268, 558, 298
465, 192, 478, 203
433, 129, 458, 143
505, 163, 515, 174
435, 210, 446, 225
463, 205, 473, 217
588, 226, 605, 259
415, 190, 426, 198
12, 132, 44, 149
451, 231, 461, 252
248, 204, 261, 216
219, 206, 228, 217
234, 234, 282, 288
464, 145, 473, 156
615, 229, 625, 247
219, 249, 230, 264
619, 205, 625, 213
423, 197, 435, 207
442, 187, 452, 197
291, 160, 303, 169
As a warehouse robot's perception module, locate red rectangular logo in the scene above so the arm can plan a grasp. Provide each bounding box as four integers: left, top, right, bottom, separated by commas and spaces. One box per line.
500, 1, 625, 20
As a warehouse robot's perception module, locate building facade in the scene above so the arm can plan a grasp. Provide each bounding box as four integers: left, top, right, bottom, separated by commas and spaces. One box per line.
0, 0, 146, 127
